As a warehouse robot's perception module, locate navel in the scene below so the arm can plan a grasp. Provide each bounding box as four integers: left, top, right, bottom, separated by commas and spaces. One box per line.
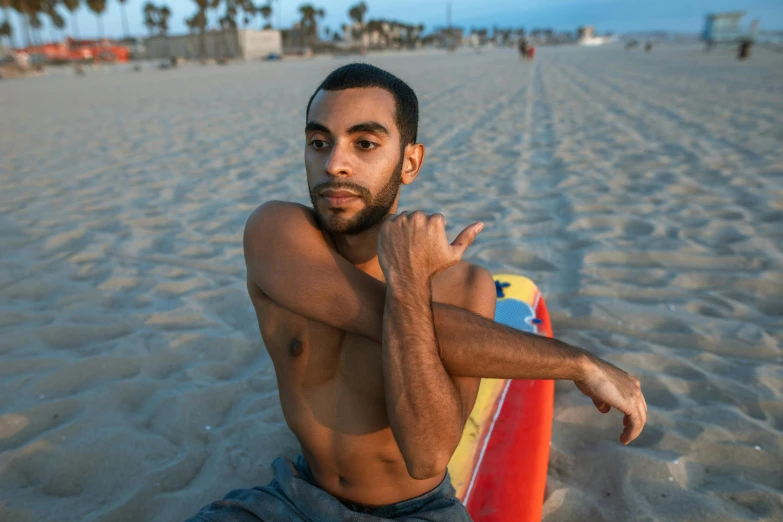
289, 338, 304, 358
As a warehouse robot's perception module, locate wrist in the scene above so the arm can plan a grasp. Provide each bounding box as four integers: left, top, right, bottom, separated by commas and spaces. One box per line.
573, 351, 597, 382
384, 269, 430, 294
384, 271, 433, 322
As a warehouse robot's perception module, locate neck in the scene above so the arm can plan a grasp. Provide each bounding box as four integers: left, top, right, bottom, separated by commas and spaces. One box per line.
321, 199, 399, 281
330, 197, 400, 281
330, 226, 385, 280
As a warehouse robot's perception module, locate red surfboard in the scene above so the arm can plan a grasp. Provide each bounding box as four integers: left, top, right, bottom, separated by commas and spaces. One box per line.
448, 274, 554, 521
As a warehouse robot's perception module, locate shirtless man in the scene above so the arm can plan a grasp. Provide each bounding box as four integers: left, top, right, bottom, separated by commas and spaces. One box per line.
186, 63, 647, 521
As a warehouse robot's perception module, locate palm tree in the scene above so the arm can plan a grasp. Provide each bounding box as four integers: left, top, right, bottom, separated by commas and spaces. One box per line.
117, 0, 129, 38
208, 0, 219, 33
11, 0, 34, 47
22, 0, 48, 45
143, 2, 170, 35
297, 3, 323, 46
259, 2, 270, 29
62, 0, 79, 39
86, 0, 107, 40
29, 8, 42, 44
347, 1, 366, 51
43, 0, 65, 42
1, 0, 15, 48
187, 0, 208, 60
0, 18, 11, 48
159, 4, 170, 30
241, 0, 254, 28
143, 1, 156, 35
185, 4, 206, 59
221, 0, 237, 29
143, 2, 171, 57
218, 0, 238, 59
159, 4, 170, 55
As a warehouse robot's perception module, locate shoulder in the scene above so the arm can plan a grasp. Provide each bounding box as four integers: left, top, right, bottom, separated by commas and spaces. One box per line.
243, 201, 323, 251
436, 261, 496, 320
244, 200, 316, 236
243, 201, 331, 286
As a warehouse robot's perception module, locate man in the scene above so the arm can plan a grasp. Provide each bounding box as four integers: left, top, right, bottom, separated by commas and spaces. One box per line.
518, 37, 529, 59
186, 63, 647, 521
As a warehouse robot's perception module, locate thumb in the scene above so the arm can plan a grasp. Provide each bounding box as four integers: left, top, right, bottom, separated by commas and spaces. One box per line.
450, 222, 484, 257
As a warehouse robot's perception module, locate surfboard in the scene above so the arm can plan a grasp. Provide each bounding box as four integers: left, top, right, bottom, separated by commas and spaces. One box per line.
447, 274, 554, 521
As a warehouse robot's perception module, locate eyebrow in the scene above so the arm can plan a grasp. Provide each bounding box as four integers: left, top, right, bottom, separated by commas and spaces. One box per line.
304, 120, 390, 137
305, 121, 331, 134
347, 122, 390, 137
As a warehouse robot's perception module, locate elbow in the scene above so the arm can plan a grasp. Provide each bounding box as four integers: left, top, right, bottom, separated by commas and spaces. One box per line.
404, 452, 451, 481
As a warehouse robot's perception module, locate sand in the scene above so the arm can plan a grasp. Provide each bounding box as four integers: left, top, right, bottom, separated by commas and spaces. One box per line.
1, 44, 782, 522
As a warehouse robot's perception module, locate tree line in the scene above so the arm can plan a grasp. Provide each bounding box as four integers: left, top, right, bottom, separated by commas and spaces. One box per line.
0, 0, 410, 51
1, 0, 557, 53
0, 0, 279, 48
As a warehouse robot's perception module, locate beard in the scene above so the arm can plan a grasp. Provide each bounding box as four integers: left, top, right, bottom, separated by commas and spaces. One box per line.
309, 155, 403, 236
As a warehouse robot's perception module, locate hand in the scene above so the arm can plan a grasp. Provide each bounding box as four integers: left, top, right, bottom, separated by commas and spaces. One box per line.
574, 357, 648, 445
378, 211, 483, 283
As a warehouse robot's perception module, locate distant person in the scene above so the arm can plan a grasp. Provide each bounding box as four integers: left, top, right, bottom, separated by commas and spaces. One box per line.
518, 37, 529, 59
645, 41, 653, 53
738, 38, 753, 60
184, 63, 647, 522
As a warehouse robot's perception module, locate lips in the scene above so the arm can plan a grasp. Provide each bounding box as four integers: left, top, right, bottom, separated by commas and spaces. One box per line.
321, 189, 359, 198
320, 188, 361, 208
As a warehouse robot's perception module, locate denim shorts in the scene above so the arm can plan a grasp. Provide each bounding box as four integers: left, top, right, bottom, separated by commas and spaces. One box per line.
184, 454, 472, 521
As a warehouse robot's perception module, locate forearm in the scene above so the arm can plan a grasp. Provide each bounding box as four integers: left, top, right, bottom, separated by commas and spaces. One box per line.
432, 302, 591, 380
383, 276, 464, 480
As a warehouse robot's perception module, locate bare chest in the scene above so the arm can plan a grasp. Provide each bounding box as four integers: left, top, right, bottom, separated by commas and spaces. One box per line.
250, 288, 389, 430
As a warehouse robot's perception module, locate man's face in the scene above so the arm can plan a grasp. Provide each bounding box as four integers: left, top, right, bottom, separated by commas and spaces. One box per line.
305, 87, 404, 236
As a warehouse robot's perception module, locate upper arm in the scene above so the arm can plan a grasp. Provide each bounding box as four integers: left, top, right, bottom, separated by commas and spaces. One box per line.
243, 201, 385, 341
447, 264, 497, 425
460, 264, 497, 322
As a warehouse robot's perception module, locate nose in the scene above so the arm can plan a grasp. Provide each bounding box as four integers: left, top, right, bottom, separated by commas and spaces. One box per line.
324, 141, 352, 178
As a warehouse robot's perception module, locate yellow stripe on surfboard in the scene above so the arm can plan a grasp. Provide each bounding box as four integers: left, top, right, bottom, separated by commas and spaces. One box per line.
449, 377, 507, 499
447, 274, 541, 500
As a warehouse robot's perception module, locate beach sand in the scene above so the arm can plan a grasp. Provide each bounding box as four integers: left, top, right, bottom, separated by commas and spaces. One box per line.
1, 45, 782, 521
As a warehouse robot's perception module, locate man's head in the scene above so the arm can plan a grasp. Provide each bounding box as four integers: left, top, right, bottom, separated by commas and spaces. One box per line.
305, 63, 424, 236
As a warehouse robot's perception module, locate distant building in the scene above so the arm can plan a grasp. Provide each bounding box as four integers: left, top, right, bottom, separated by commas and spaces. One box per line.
281, 26, 309, 54
426, 26, 464, 48
577, 26, 595, 40
577, 25, 612, 46
145, 29, 281, 61
702, 11, 746, 43
340, 20, 424, 50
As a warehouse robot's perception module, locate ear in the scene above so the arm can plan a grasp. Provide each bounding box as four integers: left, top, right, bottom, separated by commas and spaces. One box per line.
401, 143, 425, 185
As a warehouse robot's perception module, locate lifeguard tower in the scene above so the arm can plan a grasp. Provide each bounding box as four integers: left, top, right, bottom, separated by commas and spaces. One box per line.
703, 11, 746, 45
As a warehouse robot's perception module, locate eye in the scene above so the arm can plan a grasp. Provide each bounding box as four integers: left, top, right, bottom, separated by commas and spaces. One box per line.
357, 140, 377, 150
310, 140, 329, 150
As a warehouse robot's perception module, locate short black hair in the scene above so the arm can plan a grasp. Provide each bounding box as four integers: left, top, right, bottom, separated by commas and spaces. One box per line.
306, 63, 419, 146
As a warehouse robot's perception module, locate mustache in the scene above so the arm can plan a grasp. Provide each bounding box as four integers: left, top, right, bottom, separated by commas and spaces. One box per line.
313, 181, 370, 199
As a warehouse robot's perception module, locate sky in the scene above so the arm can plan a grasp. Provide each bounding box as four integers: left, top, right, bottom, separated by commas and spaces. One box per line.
4, 0, 783, 42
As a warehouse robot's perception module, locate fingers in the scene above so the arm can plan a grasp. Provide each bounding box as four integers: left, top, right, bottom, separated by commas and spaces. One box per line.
429, 213, 447, 228
621, 413, 642, 445
592, 398, 611, 413
620, 377, 647, 445
450, 222, 484, 257
389, 212, 484, 262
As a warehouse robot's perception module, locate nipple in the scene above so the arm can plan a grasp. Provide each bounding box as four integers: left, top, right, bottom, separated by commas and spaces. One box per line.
289, 338, 304, 357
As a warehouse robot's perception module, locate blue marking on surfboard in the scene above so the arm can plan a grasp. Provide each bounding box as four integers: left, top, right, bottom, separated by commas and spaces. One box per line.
495, 280, 511, 298
494, 299, 538, 334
